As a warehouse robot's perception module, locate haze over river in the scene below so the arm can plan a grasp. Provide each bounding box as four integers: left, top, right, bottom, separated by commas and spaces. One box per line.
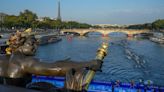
35, 33, 164, 86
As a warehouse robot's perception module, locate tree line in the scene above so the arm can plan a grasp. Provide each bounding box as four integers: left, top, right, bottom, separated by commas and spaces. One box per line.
1, 9, 93, 30
1, 9, 164, 31
126, 19, 164, 30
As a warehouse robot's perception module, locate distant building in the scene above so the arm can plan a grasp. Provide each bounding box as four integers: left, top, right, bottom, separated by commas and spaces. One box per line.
36, 17, 55, 21
94, 24, 129, 28
36, 17, 44, 22
0, 13, 7, 31
0, 13, 6, 23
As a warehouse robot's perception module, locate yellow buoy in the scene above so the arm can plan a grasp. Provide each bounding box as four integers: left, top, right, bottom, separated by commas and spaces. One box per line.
5, 47, 12, 55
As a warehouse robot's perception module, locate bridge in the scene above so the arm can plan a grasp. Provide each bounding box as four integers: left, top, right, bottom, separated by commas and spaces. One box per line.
61, 29, 150, 36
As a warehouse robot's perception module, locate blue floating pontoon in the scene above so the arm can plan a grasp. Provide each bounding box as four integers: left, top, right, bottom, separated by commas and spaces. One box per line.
32, 75, 164, 92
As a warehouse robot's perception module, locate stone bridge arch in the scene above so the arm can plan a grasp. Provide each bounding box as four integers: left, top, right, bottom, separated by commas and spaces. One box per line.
83, 31, 103, 36
61, 30, 81, 36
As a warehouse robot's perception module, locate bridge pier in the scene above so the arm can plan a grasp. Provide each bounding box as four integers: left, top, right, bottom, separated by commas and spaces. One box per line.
79, 33, 85, 36
127, 34, 134, 37
102, 34, 108, 37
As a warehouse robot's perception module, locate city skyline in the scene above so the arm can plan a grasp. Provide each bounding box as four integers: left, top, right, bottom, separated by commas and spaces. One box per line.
0, 0, 164, 25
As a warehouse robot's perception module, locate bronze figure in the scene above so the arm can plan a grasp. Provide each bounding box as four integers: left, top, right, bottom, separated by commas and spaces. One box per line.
0, 31, 106, 91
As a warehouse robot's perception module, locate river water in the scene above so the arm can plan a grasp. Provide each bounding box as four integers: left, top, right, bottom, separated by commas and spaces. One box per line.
35, 33, 164, 86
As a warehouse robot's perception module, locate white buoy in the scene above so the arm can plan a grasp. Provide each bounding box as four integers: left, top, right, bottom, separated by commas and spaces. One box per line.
144, 80, 153, 85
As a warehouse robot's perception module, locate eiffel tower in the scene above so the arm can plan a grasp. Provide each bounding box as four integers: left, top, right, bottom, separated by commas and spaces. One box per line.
57, 0, 61, 21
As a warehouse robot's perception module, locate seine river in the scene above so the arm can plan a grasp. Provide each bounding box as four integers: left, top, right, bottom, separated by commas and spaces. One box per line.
35, 33, 164, 86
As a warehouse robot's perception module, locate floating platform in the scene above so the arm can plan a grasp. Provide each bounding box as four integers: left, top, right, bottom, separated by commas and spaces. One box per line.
32, 75, 164, 92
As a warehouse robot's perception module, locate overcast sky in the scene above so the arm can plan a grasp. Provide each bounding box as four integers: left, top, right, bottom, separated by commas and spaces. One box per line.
0, 0, 164, 24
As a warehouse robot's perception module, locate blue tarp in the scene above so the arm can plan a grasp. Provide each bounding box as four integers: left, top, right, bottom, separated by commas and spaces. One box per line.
32, 76, 164, 92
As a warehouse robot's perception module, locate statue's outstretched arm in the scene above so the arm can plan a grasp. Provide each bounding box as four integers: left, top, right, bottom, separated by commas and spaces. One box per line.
24, 59, 101, 77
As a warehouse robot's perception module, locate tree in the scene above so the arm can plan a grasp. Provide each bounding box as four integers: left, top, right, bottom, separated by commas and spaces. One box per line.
4, 15, 20, 29
62, 21, 92, 29
152, 19, 164, 30
19, 9, 38, 28
3, 9, 93, 30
